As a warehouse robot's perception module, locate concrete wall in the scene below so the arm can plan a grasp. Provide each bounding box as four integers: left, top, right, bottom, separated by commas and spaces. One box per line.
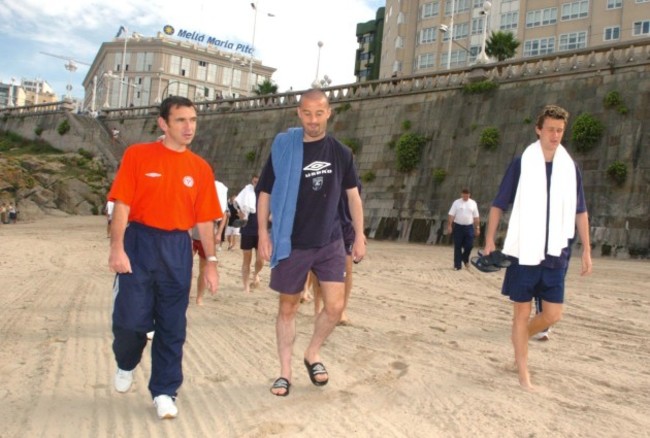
2, 43, 649, 255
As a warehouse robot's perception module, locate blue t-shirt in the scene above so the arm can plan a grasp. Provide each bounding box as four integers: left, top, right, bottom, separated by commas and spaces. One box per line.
258, 135, 358, 249
492, 157, 587, 269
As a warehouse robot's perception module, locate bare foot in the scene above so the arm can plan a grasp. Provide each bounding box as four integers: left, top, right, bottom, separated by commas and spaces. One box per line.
251, 275, 261, 289
517, 366, 535, 391
196, 298, 204, 306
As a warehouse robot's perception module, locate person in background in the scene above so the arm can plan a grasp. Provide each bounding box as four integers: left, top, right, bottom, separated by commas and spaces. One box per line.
447, 189, 480, 270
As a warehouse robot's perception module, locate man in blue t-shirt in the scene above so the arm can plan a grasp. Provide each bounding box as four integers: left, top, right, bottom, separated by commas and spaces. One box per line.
484, 104, 592, 391
257, 89, 366, 397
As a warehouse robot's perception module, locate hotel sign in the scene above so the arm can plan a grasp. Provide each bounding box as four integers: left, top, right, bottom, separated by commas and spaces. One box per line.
163, 25, 253, 55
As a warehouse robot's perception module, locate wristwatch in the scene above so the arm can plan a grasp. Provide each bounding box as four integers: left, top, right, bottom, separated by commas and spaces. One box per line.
206, 255, 218, 263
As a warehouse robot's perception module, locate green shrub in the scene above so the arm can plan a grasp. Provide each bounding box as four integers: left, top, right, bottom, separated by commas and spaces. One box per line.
462, 80, 499, 94
432, 168, 447, 184
341, 138, 361, 155
523, 116, 532, 124
479, 127, 500, 151
245, 151, 256, 162
401, 120, 412, 131
78, 148, 94, 160
395, 132, 427, 173
571, 113, 604, 153
34, 126, 44, 137
603, 91, 628, 115
606, 160, 627, 186
57, 119, 71, 136
361, 170, 376, 183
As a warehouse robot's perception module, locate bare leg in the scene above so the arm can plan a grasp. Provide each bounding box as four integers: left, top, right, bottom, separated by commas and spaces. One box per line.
312, 273, 322, 314
528, 301, 563, 337
339, 254, 353, 324
301, 272, 313, 303
272, 293, 301, 395
512, 302, 534, 390
196, 257, 207, 305
304, 281, 345, 383
251, 249, 264, 288
242, 249, 253, 293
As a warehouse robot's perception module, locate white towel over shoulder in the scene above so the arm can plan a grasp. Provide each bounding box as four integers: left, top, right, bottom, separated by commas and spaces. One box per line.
235, 183, 257, 217
503, 141, 577, 265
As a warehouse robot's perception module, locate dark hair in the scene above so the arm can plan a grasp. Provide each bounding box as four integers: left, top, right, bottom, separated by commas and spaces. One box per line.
159, 96, 196, 121
536, 105, 569, 130
461, 188, 470, 194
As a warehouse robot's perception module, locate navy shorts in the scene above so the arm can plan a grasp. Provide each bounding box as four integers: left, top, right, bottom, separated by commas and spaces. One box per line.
240, 234, 259, 250
501, 262, 565, 304
270, 239, 346, 294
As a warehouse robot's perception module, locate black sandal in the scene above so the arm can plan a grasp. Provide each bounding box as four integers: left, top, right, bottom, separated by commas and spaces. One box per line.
270, 377, 291, 396
304, 359, 329, 386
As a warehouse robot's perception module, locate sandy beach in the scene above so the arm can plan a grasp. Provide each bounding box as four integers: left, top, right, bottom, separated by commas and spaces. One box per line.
0, 215, 648, 438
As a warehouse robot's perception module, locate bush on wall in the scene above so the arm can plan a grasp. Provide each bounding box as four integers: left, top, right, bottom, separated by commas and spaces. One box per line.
571, 113, 604, 153
606, 160, 627, 186
396, 132, 427, 173
479, 127, 500, 151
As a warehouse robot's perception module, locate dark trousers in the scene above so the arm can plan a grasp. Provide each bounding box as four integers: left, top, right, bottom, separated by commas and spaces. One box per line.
112, 222, 192, 398
452, 223, 475, 269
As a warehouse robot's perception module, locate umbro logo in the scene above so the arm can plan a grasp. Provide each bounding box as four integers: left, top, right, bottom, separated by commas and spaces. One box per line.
303, 161, 331, 172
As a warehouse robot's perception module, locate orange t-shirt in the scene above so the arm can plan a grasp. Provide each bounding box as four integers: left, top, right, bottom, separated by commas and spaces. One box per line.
108, 142, 222, 231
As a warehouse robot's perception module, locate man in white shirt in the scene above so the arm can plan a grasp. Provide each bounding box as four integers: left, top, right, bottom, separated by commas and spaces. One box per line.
447, 188, 480, 270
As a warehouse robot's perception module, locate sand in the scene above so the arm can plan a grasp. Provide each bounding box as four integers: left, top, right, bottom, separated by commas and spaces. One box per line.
0, 215, 648, 438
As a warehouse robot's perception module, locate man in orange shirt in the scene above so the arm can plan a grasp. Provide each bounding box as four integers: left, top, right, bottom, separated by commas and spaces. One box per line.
108, 96, 222, 419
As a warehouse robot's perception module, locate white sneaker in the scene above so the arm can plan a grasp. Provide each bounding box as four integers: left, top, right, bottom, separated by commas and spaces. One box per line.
533, 329, 550, 341
153, 395, 178, 419
114, 368, 133, 393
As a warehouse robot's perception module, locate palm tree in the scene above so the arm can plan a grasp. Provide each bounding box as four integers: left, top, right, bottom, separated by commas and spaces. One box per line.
253, 79, 278, 96
485, 31, 520, 62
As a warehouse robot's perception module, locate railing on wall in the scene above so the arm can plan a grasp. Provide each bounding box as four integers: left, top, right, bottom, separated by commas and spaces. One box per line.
2, 40, 649, 120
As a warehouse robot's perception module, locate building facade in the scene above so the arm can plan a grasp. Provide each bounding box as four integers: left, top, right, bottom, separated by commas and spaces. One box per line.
21, 79, 58, 106
355, 7, 386, 81
379, 0, 650, 78
82, 32, 276, 111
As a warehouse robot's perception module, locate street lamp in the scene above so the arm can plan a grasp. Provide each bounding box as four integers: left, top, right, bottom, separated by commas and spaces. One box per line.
8, 77, 15, 107
445, 0, 455, 69
476, 1, 492, 64
155, 68, 164, 104
312, 41, 324, 88
117, 27, 141, 108
249, 2, 275, 95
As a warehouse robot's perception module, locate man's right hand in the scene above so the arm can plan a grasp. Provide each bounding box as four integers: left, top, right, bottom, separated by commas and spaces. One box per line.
109, 248, 132, 274
258, 233, 272, 262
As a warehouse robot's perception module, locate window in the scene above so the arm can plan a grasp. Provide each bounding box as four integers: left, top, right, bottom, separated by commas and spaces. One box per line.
471, 17, 484, 35
604, 26, 620, 41
443, 22, 469, 40
395, 36, 404, 48
526, 8, 557, 28
420, 27, 437, 43
170, 55, 181, 75
418, 53, 435, 69
197, 61, 207, 81
445, 0, 470, 15
500, 11, 518, 30
422, 1, 440, 18
633, 20, 650, 35
523, 37, 555, 57
440, 49, 468, 67
392, 60, 402, 73
181, 58, 191, 77
207, 64, 217, 83
558, 31, 587, 51
636, 0, 649, 3
397, 12, 405, 24
606, 0, 622, 8
561, 1, 589, 21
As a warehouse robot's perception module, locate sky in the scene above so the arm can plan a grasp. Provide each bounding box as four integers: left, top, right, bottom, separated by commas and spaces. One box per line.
0, 0, 385, 101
